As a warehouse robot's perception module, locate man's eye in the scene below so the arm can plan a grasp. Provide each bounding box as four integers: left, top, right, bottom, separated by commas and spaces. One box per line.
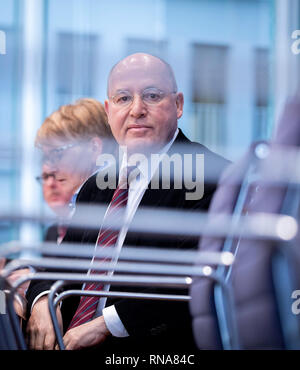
144, 92, 161, 102
57, 178, 66, 183
116, 95, 131, 104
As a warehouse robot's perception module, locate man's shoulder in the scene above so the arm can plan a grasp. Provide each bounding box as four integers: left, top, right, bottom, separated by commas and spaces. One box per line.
76, 170, 114, 204
77, 172, 98, 198
172, 129, 231, 172
193, 141, 231, 170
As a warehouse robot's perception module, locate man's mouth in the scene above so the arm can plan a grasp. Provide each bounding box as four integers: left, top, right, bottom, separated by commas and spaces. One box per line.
49, 193, 61, 199
127, 124, 151, 131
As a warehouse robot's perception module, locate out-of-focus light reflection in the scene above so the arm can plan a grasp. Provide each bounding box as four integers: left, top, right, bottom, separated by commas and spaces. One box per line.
185, 277, 193, 285
202, 266, 212, 276
221, 252, 234, 266
276, 215, 298, 241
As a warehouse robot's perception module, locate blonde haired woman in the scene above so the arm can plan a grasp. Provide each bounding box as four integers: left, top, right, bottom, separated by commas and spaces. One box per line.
36, 98, 116, 198
1, 99, 116, 322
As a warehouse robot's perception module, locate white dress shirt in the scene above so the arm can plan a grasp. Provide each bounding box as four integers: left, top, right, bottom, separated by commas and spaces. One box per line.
101, 129, 179, 337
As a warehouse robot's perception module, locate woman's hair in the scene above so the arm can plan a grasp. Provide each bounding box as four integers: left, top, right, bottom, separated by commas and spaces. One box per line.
35, 98, 114, 152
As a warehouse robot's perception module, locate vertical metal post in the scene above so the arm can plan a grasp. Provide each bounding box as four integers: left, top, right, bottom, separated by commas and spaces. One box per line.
19, 0, 45, 252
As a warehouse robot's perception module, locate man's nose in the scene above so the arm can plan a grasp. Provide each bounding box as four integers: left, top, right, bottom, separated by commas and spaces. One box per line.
44, 176, 56, 187
129, 94, 147, 118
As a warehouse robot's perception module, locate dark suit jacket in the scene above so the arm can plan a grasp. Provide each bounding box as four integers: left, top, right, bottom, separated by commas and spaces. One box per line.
26, 129, 230, 352
44, 224, 59, 243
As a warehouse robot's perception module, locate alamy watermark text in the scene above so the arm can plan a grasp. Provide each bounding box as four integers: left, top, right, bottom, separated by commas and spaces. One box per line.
0, 290, 6, 314
291, 30, 300, 55
96, 147, 205, 201
0, 30, 6, 55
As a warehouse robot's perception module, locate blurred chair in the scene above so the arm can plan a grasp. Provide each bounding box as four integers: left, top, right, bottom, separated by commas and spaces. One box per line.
190, 97, 300, 349
0, 276, 25, 350
1, 241, 234, 350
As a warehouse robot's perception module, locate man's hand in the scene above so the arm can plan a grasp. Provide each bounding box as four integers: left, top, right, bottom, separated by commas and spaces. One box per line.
58, 316, 110, 350
26, 295, 63, 350
0, 259, 29, 320
0, 259, 30, 295
7, 268, 31, 297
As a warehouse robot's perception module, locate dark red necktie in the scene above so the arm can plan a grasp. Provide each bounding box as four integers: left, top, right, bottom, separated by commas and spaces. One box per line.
57, 225, 67, 244
68, 180, 129, 329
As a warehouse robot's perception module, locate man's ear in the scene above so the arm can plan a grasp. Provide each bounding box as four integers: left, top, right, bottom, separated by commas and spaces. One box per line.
104, 100, 109, 116
176, 92, 184, 119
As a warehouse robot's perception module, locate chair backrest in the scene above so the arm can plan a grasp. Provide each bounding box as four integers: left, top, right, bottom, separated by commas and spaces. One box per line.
0, 276, 22, 350
190, 97, 300, 349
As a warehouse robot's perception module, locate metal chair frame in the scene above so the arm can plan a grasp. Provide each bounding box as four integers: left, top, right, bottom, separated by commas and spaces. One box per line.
211, 141, 300, 349
2, 249, 236, 350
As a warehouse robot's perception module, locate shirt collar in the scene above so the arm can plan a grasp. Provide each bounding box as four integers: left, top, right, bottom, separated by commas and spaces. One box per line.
119, 128, 179, 185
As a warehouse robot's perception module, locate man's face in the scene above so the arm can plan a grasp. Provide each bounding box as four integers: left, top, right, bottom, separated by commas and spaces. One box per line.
105, 55, 184, 154
41, 163, 81, 217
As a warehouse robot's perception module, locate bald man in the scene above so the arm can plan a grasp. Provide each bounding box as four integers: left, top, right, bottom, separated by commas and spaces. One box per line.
105, 53, 182, 154
26, 53, 230, 351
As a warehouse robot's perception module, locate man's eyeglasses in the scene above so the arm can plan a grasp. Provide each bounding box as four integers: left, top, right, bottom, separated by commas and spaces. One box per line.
110, 87, 177, 107
35, 172, 67, 185
37, 142, 80, 163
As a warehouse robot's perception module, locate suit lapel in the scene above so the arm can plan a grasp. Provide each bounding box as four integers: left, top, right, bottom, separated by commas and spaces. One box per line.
138, 129, 191, 208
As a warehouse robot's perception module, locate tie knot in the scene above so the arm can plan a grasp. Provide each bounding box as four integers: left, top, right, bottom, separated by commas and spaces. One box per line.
119, 165, 140, 188
127, 165, 140, 184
